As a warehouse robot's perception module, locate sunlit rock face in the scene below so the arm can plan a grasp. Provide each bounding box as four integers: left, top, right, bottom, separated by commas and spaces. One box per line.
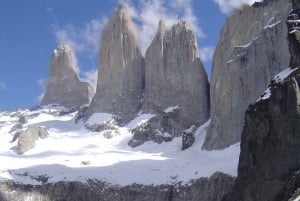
203, 0, 292, 150
85, 3, 145, 123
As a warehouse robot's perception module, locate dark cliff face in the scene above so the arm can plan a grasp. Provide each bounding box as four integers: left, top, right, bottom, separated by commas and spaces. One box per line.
223, 68, 300, 201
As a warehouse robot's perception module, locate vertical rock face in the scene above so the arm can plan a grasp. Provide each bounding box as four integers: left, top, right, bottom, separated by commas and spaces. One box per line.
85, 3, 144, 122
41, 44, 94, 108
143, 20, 209, 127
203, 0, 292, 150
223, 2, 300, 200
129, 20, 210, 147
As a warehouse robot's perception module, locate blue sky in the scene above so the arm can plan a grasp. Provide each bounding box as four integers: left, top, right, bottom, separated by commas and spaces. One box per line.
0, 0, 258, 110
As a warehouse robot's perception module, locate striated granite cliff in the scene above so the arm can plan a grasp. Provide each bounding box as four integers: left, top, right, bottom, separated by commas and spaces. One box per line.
129, 20, 209, 147
41, 44, 94, 109
84, 3, 144, 123
203, 0, 292, 150
223, 3, 300, 200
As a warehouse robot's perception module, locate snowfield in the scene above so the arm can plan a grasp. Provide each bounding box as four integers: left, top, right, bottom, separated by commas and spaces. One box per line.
0, 106, 240, 186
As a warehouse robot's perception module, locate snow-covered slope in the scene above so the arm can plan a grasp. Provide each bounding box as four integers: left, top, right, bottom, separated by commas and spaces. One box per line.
0, 106, 240, 186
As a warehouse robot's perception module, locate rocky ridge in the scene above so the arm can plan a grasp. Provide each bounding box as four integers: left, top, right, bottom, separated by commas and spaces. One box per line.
41, 44, 94, 109
203, 0, 292, 150
0, 172, 234, 201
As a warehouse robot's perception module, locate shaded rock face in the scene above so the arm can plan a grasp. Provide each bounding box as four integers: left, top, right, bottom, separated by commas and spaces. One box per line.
130, 21, 209, 146
287, 8, 300, 68
12, 126, 48, 154
0, 172, 234, 201
223, 68, 300, 201
85, 4, 144, 123
203, 0, 292, 150
41, 44, 94, 109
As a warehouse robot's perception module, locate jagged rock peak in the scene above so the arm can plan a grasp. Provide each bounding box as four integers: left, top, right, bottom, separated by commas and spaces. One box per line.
84, 3, 144, 123
54, 43, 72, 53
115, 2, 129, 14
54, 43, 71, 53
157, 20, 167, 33
41, 44, 94, 109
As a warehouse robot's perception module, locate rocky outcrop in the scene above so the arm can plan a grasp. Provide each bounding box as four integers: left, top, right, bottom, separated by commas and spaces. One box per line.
41, 44, 94, 109
203, 0, 292, 150
11, 126, 48, 154
0, 172, 234, 201
129, 20, 209, 146
84, 3, 144, 123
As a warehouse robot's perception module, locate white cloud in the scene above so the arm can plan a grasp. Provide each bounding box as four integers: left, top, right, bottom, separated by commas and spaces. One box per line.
124, 0, 205, 55
36, 78, 47, 102
54, 17, 107, 57
37, 78, 46, 88
213, 0, 263, 14
0, 81, 7, 91
37, 92, 45, 102
81, 68, 98, 91
53, 17, 107, 87
199, 46, 215, 63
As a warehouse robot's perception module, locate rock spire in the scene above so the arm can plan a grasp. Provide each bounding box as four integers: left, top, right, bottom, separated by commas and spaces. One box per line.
41, 44, 94, 108
84, 2, 144, 123
129, 20, 210, 147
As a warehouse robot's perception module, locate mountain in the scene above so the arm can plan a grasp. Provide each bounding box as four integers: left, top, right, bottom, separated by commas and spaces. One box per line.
2, 0, 300, 200
129, 20, 209, 147
203, 0, 292, 150
84, 3, 145, 123
41, 44, 94, 109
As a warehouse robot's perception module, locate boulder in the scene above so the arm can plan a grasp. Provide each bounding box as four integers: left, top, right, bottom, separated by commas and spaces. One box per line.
14, 126, 49, 154
182, 125, 197, 151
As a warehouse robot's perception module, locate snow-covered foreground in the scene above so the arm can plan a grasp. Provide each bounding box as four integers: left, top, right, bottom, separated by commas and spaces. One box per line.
0, 106, 240, 186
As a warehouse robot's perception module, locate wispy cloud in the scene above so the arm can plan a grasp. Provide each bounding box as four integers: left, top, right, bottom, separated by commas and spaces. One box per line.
81, 68, 98, 91
213, 0, 263, 14
200, 46, 215, 63
36, 78, 47, 102
124, 0, 205, 55
54, 17, 107, 57
53, 16, 107, 86
0, 81, 7, 91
